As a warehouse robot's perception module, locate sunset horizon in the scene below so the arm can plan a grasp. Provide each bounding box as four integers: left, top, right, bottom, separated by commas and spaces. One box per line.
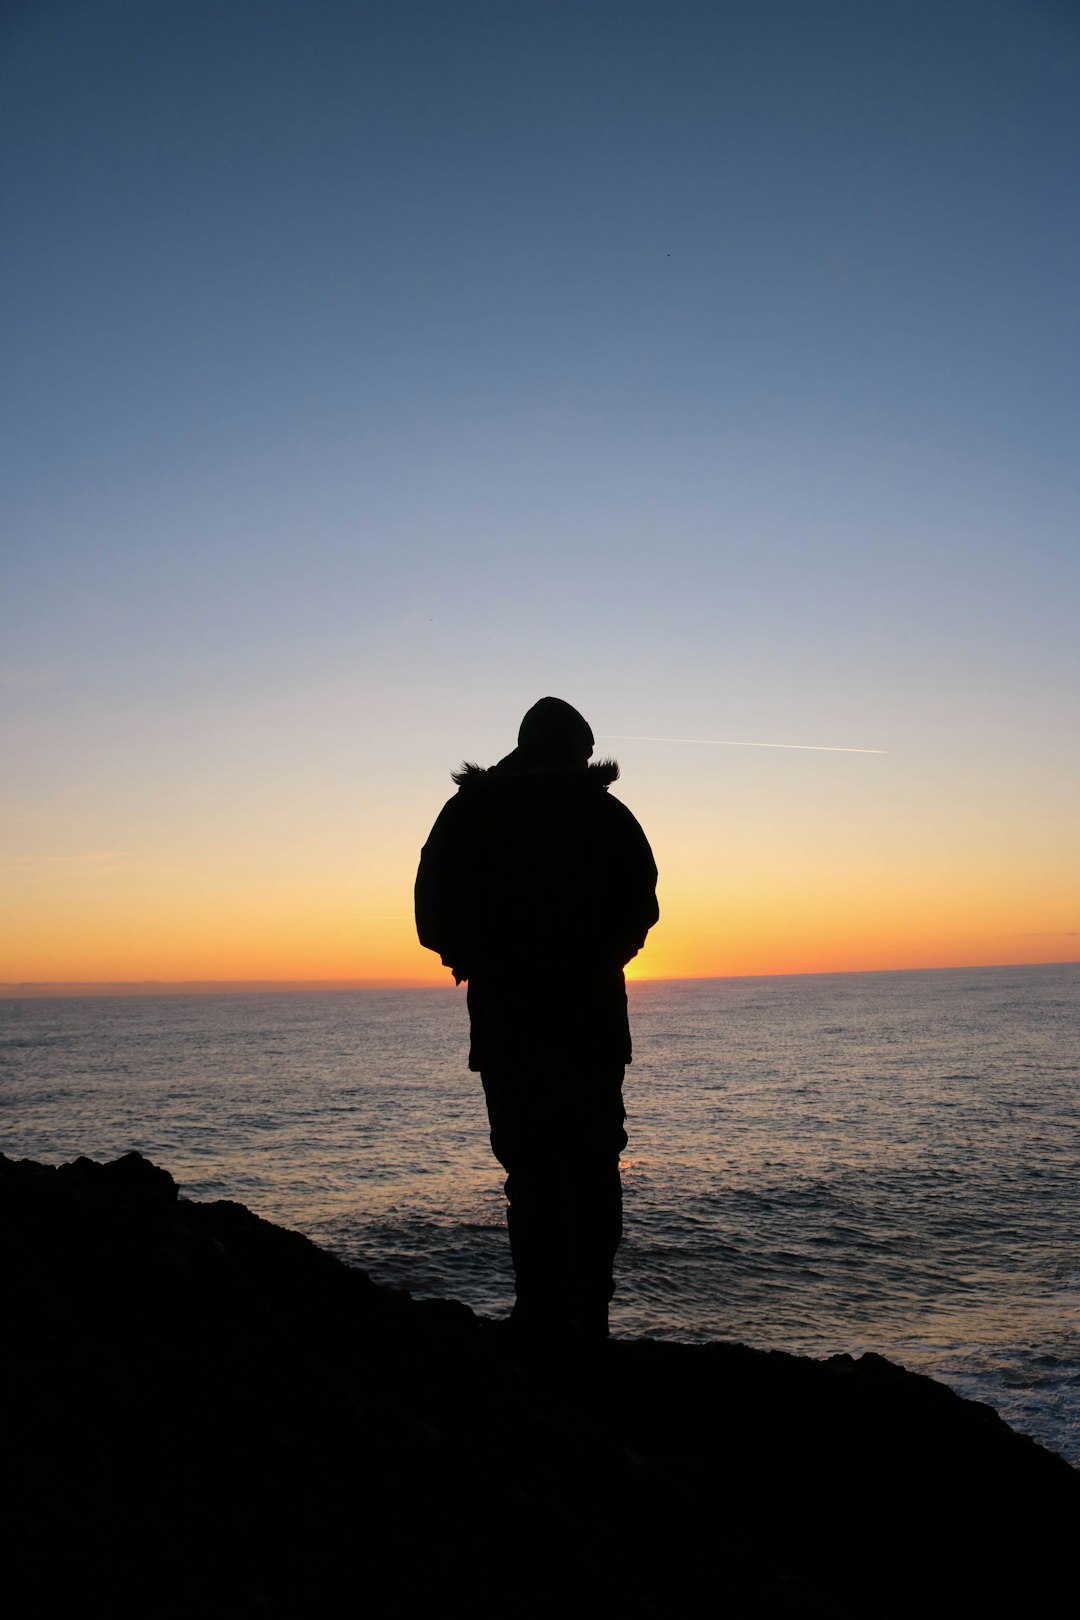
4, 4, 1076, 1014
4, 2, 1080, 1578
4, 954, 1078, 1000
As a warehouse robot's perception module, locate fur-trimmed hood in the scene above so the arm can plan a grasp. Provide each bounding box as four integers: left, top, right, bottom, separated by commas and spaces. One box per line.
451, 757, 620, 788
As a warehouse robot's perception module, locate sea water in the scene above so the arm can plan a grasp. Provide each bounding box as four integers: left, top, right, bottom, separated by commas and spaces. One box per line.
2, 963, 1077, 1465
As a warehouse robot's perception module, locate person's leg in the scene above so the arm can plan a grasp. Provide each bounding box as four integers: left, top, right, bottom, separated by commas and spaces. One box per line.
563, 1065, 626, 1336
564, 1151, 623, 1335
481, 1065, 560, 1330
481, 1063, 626, 1337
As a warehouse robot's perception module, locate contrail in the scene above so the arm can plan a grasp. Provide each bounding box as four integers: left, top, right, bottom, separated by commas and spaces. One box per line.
598, 734, 887, 755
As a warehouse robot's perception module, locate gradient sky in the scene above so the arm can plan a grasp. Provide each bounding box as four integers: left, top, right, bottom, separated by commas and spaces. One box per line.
2, 0, 1077, 986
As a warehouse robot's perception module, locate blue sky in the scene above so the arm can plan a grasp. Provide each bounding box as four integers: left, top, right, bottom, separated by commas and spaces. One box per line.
2, 0, 1077, 981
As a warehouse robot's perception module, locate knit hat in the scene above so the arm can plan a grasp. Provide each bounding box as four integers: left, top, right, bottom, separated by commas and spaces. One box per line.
517, 697, 594, 761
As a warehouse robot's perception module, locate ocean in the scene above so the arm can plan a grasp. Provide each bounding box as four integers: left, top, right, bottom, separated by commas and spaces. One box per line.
2, 962, 1077, 1466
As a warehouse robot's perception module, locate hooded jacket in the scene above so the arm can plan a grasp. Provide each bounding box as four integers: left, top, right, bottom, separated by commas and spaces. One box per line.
415, 753, 659, 1070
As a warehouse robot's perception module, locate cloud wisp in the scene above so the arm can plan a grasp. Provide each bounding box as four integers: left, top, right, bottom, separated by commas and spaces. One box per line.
598, 735, 887, 755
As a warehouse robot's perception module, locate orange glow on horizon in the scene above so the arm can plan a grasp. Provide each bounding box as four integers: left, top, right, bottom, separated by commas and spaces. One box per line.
3, 891, 1075, 990
3, 797, 1075, 989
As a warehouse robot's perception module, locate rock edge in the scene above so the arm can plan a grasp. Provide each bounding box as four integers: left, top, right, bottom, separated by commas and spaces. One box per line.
2, 1151, 1076, 1617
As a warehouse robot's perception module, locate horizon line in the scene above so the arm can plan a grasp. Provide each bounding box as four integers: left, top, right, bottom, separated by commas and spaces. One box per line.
2, 960, 1076, 998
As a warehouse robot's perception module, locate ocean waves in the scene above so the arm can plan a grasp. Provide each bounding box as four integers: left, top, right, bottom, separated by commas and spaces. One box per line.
2, 963, 1078, 1463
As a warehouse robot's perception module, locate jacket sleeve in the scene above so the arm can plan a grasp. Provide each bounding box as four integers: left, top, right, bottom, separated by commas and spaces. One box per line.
605, 800, 659, 967
414, 796, 469, 982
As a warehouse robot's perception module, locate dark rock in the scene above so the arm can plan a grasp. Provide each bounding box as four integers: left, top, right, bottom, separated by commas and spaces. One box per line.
2, 1151, 1076, 1617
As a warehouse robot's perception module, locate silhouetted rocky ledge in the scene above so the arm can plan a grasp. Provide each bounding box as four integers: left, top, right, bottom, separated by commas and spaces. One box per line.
3, 1153, 1076, 1617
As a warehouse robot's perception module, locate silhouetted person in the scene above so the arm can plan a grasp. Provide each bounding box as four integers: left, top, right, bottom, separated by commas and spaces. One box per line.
415, 697, 659, 1339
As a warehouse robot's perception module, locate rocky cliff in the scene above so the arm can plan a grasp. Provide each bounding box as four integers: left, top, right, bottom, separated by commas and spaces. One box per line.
2, 1151, 1075, 1616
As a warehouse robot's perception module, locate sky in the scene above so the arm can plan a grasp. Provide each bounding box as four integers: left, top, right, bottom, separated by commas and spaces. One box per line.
2, 0, 1077, 987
